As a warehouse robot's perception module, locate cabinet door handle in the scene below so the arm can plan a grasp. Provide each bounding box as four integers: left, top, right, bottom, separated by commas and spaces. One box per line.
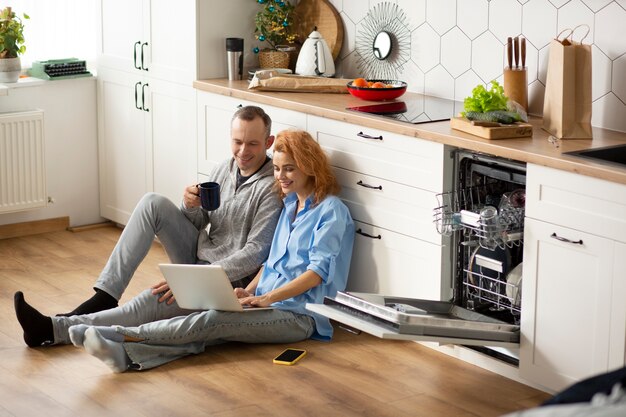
550, 232, 583, 245
134, 81, 142, 110
141, 83, 149, 112
357, 131, 383, 140
356, 180, 382, 190
141, 42, 149, 71
133, 41, 141, 70
356, 228, 381, 239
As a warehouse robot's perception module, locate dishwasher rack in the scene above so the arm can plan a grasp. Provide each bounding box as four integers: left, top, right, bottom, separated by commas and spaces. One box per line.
434, 182, 525, 250
462, 241, 523, 318
434, 178, 525, 322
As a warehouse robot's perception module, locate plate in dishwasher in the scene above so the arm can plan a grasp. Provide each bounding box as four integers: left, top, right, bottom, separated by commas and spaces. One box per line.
307, 291, 520, 346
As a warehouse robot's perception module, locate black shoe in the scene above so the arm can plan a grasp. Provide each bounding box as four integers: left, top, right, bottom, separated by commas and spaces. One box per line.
14, 291, 54, 347
56, 288, 118, 317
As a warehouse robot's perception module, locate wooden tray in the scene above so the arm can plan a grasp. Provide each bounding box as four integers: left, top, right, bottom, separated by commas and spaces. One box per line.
450, 117, 533, 140
293, 0, 344, 60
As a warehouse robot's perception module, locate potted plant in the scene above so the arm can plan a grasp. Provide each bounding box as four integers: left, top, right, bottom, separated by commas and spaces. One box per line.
253, 0, 297, 69
0, 6, 29, 83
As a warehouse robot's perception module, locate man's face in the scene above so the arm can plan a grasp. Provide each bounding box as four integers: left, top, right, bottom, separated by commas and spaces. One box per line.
230, 117, 272, 177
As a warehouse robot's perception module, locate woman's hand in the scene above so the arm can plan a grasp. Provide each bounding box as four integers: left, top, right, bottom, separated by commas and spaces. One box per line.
239, 294, 273, 308
151, 280, 176, 304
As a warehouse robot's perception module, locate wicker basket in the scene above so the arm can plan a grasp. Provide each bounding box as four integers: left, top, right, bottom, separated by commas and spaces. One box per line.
258, 50, 290, 69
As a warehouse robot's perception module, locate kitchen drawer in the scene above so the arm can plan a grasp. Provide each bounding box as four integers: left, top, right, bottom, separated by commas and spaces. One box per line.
197, 91, 306, 175
526, 164, 626, 242
203, 93, 307, 133
335, 167, 441, 244
347, 220, 451, 301
309, 115, 451, 193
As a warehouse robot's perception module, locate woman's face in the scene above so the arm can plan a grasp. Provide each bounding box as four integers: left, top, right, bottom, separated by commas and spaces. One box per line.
273, 150, 312, 196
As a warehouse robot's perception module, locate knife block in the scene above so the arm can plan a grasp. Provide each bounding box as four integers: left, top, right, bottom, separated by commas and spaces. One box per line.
504, 67, 528, 112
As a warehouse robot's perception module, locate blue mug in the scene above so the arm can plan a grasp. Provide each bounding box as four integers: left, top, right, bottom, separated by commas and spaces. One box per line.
198, 182, 220, 211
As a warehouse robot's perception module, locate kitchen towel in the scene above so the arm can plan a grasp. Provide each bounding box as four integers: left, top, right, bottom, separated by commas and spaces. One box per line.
542, 25, 593, 139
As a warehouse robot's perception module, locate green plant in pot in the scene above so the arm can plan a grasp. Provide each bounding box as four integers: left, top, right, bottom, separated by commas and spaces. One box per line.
253, 0, 297, 69
0, 7, 29, 83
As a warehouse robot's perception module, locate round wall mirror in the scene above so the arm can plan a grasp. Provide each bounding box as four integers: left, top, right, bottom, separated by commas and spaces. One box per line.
355, 3, 411, 80
373, 31, 392, 60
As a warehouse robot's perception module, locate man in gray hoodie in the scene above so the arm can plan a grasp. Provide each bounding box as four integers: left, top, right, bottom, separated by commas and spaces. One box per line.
15, 105, 283, 347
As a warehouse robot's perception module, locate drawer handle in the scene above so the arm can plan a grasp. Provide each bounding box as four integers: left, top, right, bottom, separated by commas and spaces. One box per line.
550, 232, 583, 245
141, 83, 149, 112
357, 180, 382, 190
134, 82, 142, 110
133, 41, 142, 70
356, 229, 381, 239
357, 131, 383, 140
141, 42, 149, 71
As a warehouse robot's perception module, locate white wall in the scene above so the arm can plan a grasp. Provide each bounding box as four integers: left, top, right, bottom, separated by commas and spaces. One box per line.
197, 0, 259, 80
0, 78, 102, 227
328, 0, 626, 133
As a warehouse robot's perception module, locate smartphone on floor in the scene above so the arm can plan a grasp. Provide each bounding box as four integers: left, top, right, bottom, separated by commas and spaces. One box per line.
273, 348, 307, 365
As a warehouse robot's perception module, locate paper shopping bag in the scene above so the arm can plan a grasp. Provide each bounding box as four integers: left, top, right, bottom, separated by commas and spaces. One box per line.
542, 25, 593, 139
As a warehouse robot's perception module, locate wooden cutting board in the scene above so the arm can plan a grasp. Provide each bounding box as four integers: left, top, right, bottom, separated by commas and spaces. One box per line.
450, 117, 533, 139
292, 0, 344, 60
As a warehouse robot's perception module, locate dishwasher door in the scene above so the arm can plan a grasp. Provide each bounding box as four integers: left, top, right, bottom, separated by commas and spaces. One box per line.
306, 291, 520, 348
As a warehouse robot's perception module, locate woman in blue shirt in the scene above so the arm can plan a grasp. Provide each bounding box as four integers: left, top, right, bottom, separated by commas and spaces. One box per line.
69, 129, 355, 372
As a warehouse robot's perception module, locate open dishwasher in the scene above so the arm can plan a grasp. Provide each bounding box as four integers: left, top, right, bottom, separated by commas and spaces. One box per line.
306, 150, 526, 354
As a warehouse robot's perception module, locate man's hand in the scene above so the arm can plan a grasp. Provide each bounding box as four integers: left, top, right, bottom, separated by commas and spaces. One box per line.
233, 287, 253, 299
183, 184, 201, 208
151, 280, 176, 304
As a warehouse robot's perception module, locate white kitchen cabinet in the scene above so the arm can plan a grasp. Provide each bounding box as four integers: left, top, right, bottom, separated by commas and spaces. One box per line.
98, 0, 196, 85
96, 0, 268, 224
196, 92, 307, 176
97, 67, 195, 225
148, 78, 196, 206
97, 68, 148, 223
521, 164, 626, 392
348, 221, 447, 301
97, 0, 197, 224
307, 115, 453, 301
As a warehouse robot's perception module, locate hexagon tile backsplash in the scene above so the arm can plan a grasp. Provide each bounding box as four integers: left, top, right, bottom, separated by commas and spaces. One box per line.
329, 0, 626, 133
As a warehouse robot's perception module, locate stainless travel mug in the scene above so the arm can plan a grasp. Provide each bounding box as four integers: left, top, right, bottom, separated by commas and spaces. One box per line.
226, 38, 244, 81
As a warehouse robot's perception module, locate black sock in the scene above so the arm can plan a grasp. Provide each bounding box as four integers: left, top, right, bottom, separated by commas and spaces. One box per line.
57, 288, 118, 317
14, 291, 54, 347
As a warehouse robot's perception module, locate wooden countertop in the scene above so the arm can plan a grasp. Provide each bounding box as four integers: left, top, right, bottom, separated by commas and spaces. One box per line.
194, 78, 626, 185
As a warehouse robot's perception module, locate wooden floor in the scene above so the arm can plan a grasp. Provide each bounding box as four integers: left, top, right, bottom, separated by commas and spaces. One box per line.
0, 227, 551, 416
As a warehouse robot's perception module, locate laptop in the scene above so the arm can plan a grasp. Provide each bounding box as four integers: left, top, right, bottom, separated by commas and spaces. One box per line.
159, 263, 273, 312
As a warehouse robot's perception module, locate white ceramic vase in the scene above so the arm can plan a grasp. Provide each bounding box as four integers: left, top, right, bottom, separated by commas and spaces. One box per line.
0, 57, 21, 83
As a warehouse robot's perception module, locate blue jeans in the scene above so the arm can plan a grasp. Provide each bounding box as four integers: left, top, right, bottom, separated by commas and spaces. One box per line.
52, 289, 196, 344
96, 193, 199, 300
117, 309, 315, 370
53, 290, 315, 370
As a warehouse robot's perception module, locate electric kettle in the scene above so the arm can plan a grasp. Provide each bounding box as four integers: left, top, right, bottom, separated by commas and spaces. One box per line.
295, 28, 335, 77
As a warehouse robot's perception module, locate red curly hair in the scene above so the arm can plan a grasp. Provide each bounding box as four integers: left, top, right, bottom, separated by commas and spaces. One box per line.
272, 129, 340, 205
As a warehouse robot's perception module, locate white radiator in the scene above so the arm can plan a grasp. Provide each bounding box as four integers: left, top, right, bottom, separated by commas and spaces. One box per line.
0, 110, 47, 214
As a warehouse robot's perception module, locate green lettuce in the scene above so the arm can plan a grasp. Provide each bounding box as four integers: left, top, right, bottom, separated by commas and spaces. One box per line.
462, 81, 508, 115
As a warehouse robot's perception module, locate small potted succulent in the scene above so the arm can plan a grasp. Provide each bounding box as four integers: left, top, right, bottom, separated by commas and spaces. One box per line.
0, 6, 29, 83
253, 0, 297, 69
